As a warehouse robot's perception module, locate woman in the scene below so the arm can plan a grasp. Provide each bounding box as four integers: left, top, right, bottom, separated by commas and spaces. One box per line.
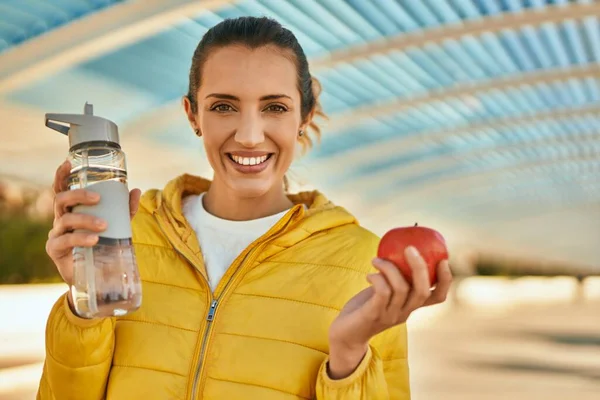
39, 17, 451, 400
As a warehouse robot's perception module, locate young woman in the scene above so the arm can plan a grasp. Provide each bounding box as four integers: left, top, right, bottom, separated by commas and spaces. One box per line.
39, 17, 451, 400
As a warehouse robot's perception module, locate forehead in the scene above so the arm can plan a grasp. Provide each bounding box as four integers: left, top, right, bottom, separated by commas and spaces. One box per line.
200, 45, 299, 99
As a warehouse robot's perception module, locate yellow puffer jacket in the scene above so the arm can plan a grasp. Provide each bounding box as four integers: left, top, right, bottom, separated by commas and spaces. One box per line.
37, 174, 410, 400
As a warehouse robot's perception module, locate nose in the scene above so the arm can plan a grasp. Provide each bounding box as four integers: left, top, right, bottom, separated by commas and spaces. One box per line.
234, 111, 264, 148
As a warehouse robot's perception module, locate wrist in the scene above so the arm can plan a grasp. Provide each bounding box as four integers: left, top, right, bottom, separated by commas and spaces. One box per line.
327, 340, 369, 380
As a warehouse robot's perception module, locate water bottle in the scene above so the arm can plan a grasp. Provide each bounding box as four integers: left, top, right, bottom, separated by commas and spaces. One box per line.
45, 103, 142, 318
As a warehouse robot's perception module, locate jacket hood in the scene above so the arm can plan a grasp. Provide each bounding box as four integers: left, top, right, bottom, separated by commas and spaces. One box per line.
139, 174, 359, 249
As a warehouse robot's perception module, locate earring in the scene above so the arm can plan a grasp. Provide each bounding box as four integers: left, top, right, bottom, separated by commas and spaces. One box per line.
298, 129, 304, 137
194, 128, 201, 136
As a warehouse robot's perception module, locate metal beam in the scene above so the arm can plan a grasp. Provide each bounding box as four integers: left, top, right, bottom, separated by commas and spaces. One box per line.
362, 180, 600, 235
120, 63, 600, 143
0, 0, 235, 95
455, 194, 600, 226
393, 153, 599, 200
332, 135, 600, 194
322, 64, 600, 134
114, 2, 600, 137
360, 153, 598, 222
478, 198, 600, 222
312, 105, 600, 177
432, 173, 599, 212
310, 2, 600, 71
434, 180, 600, 220
391, 171, 599, 211
467, 200, 600, 236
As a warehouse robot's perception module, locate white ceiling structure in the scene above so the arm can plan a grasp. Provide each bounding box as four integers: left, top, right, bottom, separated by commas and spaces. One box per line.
0, 0, 599, 272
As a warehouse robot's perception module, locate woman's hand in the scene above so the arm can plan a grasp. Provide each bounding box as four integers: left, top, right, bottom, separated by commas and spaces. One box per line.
327, 246, 452, 379
45, 160, 141, 305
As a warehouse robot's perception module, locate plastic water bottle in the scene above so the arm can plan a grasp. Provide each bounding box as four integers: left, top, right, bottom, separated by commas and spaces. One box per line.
45, 103, 142, 318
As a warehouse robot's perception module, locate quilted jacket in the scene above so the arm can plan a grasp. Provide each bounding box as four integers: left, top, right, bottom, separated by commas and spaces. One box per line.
37, 174, 410, 399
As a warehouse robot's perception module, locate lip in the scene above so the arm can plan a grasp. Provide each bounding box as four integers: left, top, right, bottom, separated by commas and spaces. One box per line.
225, 153, 273, 174
227, 151, 272, 157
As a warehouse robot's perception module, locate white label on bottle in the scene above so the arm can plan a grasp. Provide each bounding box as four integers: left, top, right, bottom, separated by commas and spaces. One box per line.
73, 180, 133, 240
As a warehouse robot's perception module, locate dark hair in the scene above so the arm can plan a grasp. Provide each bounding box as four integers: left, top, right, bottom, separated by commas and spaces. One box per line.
186, 16, 325, 151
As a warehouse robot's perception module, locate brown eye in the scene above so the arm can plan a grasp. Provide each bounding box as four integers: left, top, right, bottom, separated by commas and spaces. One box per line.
211, 104, 234, 112
265, 104, 288, 113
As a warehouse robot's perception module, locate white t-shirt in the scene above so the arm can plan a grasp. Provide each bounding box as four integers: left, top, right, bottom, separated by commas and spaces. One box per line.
181, 193, 290, 292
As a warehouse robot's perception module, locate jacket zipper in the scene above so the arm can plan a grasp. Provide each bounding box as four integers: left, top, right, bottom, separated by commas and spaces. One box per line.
191, 299, 217, 392
189, 247, 257, 398
191, 207, 298, 397
155, 210, 256, 400
156, 205, 302, 399
189, 207, 303, 398
154, 213, 214, 400
207, 299, 217, 322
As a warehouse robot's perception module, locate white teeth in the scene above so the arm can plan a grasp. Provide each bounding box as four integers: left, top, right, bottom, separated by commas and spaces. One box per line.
230, 155, 269, 166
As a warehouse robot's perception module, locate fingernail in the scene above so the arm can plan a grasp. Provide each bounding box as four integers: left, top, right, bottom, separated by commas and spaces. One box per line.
95, 218, 106, 228
405, 246, 419, 258
88, 192, 100, 200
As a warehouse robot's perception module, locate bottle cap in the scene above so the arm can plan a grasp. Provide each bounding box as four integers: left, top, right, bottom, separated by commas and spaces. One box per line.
45, 103, 120, 148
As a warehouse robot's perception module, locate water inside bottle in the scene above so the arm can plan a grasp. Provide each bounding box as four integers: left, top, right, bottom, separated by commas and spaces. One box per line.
68, 151, 141, 318
68, 166, 127, 188
71, 237, 141, 318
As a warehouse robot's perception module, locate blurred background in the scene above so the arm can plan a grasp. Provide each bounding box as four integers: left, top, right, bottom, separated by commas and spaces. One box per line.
1, 0, 599, 399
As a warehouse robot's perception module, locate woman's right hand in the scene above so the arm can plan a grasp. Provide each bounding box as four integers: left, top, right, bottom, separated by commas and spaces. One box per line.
45, 160, 142, 288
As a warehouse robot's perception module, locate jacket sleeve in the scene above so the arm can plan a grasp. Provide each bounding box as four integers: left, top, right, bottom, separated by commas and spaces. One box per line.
315, 323, 410, 400
37, 292, 116, 400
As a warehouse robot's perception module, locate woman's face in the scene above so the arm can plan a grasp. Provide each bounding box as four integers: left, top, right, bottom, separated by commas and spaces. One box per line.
185, 45, 307, 198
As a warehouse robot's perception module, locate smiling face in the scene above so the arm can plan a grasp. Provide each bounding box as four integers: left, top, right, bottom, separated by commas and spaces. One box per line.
184, 45, 308, 199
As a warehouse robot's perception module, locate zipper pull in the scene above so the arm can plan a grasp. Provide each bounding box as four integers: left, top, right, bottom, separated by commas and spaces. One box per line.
207, 300, 218, 321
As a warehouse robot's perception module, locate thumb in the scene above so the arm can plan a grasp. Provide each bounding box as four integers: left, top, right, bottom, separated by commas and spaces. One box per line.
129, 188, 142, 219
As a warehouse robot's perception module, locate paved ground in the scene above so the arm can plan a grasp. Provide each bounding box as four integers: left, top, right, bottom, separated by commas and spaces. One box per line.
408, 299, 600, 400
1, 279, 599, 399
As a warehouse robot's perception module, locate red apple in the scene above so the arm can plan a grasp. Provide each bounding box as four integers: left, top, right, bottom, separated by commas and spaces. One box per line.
377, 223, 449, 287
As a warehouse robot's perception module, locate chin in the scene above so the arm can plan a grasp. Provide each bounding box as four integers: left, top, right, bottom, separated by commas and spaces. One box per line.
225, 177, 277, 199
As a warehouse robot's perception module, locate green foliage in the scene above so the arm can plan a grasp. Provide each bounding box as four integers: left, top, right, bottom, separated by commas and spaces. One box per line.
0, 213, 61, 284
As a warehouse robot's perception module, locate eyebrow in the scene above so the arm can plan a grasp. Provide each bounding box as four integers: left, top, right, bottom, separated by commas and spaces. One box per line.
205, 93, 292, 101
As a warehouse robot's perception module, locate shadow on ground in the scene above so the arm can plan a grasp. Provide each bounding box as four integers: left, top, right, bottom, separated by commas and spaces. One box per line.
466, 359, 600, 382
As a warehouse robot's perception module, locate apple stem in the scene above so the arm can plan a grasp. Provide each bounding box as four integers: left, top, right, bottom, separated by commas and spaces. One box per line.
414, 222, 418, 227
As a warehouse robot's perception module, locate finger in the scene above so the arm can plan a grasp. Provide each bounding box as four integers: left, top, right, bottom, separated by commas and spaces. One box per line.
52, 160, 71, 195
49, 213, 107, 239
47, 232, 99, 257
372, 258, 409, 311
129, 188, 141, 218
54, 189, 100, 217
424, 260, 453, 307
401, 246, 432, 312
363, 273, 392, 320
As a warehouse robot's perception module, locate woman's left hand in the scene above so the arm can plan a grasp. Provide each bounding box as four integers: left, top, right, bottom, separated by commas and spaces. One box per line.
327, 246, 453, 379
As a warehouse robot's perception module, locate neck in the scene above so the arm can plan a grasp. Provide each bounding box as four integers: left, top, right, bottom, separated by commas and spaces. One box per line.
202, 179, 294, 221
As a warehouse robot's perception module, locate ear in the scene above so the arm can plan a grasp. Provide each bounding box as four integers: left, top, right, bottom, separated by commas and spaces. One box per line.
300, 108, 316, 133
182, 96, 198, 130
